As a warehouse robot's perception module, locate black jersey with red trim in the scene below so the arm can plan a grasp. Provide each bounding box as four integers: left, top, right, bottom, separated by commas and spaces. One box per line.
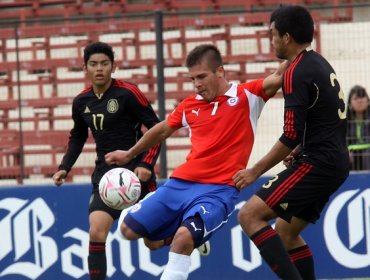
279, 48, 349, 173
59, 79, 161, 184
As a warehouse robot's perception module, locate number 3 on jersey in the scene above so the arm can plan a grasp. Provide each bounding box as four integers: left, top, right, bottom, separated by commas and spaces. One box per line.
330, 73, 346, 120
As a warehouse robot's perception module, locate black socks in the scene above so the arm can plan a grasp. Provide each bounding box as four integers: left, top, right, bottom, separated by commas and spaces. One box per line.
88, 241, 106, 280
289, 245, 316, 280
251, 225, 302, 280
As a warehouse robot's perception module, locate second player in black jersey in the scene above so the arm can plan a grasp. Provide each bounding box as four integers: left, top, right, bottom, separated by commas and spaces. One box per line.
234, 6, 349, 280
52, 42, 160, 280
59, 78, 160, 189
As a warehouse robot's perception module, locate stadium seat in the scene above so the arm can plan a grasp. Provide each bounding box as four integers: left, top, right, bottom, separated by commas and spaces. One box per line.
0, 0, 331, 183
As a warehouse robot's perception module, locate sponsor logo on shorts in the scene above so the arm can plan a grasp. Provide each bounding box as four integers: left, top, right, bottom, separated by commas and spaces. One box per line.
279, 203, 288, 210
190, 222, 202, 232
130, 203, 141, 213
200, 205, 210, 214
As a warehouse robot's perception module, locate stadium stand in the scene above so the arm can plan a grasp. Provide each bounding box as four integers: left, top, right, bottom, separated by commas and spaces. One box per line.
0, 0, 354, 23
0, 0, 355, 185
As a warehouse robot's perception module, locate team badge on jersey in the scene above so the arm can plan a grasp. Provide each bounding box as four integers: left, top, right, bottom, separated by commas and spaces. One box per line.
227, 97, 239, 106
107, 99, 119, 113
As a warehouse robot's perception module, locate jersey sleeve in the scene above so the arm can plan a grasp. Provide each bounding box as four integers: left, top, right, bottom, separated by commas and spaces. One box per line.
58, 97, 88, 173
279, 66, 310, 149
240, 79, 269, 102
126, 84, 161, 169
167, 99, 187, 129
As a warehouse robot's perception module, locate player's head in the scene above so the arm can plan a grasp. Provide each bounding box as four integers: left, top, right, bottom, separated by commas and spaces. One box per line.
347, 85, 369, 118
185, 44, 227, 101
269, 5, 314, 59
83, 41, 114, 64
186, 44, 223, 72
83, 42, 117, 89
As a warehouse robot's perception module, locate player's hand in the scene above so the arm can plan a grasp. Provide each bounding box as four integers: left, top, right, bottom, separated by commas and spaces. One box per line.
52, 170, 67, 186
134, 166, 152, 183
283, 154, 295, 168
232, 169, 259, 190
283, 145, 300, 168
105, 150, 133, 165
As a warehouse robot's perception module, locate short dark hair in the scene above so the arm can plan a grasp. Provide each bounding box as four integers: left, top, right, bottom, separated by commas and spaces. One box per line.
83, 41, 114, 64
270, 5, 314, 44
185, 44, 223, 72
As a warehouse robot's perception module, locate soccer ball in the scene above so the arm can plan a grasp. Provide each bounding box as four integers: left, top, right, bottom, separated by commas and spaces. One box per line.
98, 168, 141, 210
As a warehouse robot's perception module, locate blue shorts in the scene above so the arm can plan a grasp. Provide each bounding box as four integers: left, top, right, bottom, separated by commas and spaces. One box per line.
124, 178, 239, 242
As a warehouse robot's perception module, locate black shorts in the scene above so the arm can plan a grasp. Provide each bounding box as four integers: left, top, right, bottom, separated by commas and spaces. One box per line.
89, 180, 157, 220
256, 160, 348, 224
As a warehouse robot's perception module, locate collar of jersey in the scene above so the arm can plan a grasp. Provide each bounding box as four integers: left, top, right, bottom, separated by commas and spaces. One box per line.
195, 83, 237, 100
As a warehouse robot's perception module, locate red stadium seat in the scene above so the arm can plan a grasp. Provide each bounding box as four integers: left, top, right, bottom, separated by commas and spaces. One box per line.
0, 0, 332, 183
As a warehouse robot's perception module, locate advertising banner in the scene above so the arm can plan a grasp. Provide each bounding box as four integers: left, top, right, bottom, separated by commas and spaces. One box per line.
0, 173, 369, 279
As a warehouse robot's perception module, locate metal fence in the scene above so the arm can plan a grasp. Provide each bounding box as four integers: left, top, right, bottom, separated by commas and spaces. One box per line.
0, 1, 369, 186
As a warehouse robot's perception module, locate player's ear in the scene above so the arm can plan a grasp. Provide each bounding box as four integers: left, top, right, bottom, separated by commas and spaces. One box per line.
83, 64, 87, 74
112, 62, 117, 73
216, 66, 225, 78
283, 32, 292, 44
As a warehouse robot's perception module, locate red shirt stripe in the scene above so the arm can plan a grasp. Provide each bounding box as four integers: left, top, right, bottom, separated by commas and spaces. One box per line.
284, 110, 297, 140
284, 53, 304, 94
114, 80, 148, 106
143, 143, 160, 164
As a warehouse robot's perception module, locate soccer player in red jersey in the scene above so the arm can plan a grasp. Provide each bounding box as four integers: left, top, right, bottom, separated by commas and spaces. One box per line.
52, 42, 160, 280
105, 44, 287, 279
234, 6, 349, 280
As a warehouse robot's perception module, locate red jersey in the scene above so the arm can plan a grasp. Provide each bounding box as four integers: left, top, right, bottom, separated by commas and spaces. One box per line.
167, 80, 269, 186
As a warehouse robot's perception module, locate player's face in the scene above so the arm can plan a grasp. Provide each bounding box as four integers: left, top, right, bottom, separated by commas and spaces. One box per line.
188, 60, 222, 102
84, 53, 116, 88
270, 22, 288, 60
350, 94, 369, 113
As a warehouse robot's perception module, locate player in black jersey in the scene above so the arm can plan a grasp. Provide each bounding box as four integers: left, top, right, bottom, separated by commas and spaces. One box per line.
52, 42, 160, 280
234, 6, 349, 280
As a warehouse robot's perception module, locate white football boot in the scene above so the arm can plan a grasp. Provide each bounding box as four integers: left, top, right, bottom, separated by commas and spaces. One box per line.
197, 240, 211, 256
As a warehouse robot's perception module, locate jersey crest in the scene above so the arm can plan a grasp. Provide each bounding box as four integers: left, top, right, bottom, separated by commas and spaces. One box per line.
107, 99, 119, 113
227, 97, 239, 106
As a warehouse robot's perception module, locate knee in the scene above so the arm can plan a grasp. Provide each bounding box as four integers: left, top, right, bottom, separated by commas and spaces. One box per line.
171, 227, 194, 255
120, 223, 140, 240
89, 225, 108, 242
237, 196, 275, 226
237, 199, 270, 236
237, 202, 255, 225
143, 238, 164, 250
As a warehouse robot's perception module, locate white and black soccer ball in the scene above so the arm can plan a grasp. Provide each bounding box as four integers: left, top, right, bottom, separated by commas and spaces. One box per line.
98, 167, 141, 210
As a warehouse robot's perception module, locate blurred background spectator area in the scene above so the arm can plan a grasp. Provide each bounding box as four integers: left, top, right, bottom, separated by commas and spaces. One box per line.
346, 85, 370, 171
0, 0, 369, 185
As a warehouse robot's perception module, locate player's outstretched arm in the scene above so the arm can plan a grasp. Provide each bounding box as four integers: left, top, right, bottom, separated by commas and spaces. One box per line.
233, 140, 292, 189
262, 60, 289, 97
105, 120, 177, 166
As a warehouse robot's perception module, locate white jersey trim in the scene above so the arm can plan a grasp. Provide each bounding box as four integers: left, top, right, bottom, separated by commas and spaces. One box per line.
243, 88, 266, 136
